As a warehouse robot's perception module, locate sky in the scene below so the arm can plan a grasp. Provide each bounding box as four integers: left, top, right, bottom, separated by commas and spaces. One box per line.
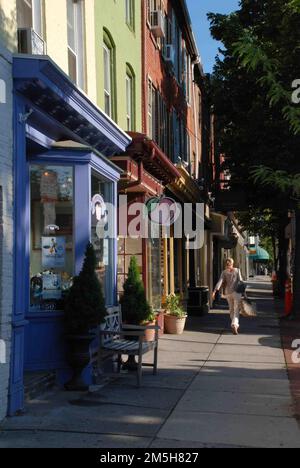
186, 0, 240, 73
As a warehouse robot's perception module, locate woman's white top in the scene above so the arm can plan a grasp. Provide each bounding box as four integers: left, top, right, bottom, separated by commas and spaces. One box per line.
215, 268, 243, 296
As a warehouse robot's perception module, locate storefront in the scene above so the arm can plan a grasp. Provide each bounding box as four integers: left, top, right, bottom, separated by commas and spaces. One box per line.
112, 133, 181, 310
168, 164, 209, 303
8, 56, 131, 416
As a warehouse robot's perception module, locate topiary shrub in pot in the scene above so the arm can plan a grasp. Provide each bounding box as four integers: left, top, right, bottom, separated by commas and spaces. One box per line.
164, 294, 188, 335
120, 256, 152, 324
120, 256, 153, 368
64, 243, 106, 391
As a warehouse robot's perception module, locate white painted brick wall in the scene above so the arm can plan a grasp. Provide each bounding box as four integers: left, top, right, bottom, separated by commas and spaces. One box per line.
0, 46, 13, 423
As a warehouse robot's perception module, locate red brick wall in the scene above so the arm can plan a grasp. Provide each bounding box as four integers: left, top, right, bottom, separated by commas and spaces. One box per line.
141, 0, 202, 176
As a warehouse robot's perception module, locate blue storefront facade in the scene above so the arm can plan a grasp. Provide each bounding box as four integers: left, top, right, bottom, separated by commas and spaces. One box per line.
8, 56, 131, 416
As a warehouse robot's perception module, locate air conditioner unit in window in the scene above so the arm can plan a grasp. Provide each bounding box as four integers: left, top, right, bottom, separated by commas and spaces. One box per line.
164, 45, 175, 65
18, 28, 46, 55
150, 10, 165, 38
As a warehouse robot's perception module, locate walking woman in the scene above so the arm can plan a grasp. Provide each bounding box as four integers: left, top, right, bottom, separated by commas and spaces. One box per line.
212, 258, 244, 335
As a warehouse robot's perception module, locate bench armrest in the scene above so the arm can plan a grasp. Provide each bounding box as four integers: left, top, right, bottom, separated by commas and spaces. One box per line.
100, 329, 146, 338
122, 324, 161, 331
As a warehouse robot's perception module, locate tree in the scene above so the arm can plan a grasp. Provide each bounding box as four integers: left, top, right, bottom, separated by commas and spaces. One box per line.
64, 243, 106, 334
208, 0, 300, 298
237, 208, 279, 266
120, 256, 152, 325
233, 0, 300, 135
252, 167, 300, 316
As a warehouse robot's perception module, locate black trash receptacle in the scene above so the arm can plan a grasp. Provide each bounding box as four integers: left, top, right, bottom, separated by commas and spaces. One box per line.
187, 287, 202, 316
199, 287, 210, 315
187, 286, 210, 316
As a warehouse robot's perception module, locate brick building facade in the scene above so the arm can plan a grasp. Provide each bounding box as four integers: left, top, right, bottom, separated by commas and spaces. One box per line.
141, 0, 212, 302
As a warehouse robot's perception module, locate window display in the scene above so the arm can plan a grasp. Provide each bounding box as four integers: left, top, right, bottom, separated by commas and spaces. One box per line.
147, 223, 161, 309
117, 237, 143, 296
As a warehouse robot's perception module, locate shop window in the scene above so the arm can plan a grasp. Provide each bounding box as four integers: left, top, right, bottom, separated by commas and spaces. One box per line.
91, 171, 114, 305
67, 0, 86, 90
117, 237, 143, 296
30, 165, 74, 311
147, 224, 161, 309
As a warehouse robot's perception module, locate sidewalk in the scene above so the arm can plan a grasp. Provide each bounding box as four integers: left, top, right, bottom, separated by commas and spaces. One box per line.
1, 278, 300, 448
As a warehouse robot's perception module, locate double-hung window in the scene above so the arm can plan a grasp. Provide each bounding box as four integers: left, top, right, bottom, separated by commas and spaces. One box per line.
125, 0, 134, 30
186, 52, 191, 103
17, 0, 44, 37
67, 0, 86, 90
103, 44, 112, 117
126, 68, 135, 131
103, 30, 116, 121
148, 79, 154, 140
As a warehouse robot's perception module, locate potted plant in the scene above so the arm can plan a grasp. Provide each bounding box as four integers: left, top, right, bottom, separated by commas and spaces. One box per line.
64, 243, 106, 391
164, 294, 188, 335
120, 256, 154, 368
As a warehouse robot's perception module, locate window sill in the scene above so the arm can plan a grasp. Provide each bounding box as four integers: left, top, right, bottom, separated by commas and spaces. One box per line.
126, 22, 135, 34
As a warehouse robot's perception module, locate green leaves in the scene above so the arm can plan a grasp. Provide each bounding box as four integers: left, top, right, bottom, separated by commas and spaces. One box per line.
287, 0, 300, 14
251, 165, 300, 197
233, 29, 300, 135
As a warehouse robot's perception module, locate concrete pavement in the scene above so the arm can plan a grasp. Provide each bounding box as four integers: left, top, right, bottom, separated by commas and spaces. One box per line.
1, 277, 300, 448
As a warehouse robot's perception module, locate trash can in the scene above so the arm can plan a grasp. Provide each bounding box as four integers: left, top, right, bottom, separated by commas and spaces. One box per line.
187, 287, 210, 316
199, 287, 210, 315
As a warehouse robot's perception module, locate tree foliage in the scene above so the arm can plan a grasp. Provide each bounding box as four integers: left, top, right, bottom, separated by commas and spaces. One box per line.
232, 0, 300, 134
208, 0, 300, 295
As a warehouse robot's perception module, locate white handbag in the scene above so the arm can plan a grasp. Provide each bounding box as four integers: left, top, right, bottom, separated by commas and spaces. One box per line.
240, 297, 257, 318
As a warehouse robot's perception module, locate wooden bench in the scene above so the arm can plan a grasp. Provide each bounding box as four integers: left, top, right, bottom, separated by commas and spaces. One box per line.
98, 306, 160, 387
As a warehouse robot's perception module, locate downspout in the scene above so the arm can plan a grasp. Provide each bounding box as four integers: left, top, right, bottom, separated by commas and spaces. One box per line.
192, 57, 200, 179
141, 0, 147, 133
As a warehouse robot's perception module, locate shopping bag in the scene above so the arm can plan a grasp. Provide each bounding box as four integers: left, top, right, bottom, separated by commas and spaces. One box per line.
240, 298, 257, 317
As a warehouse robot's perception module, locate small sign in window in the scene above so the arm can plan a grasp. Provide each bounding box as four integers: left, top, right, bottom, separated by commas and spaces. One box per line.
0, 339, 5, 364
0, 79, 6, 104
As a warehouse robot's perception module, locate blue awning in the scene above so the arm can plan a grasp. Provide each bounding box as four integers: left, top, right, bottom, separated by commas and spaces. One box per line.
249, 246, 270, 261
13, 55, 131, 157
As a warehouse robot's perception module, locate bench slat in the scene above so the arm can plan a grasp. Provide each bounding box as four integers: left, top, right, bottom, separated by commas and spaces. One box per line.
105, 340, 135, 351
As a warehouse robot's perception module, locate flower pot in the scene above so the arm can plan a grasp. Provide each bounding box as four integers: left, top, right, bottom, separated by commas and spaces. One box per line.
164, 314, 187, 335
64, 334, 95, 391
143, 320, 156, 342
156, 309, 165, 336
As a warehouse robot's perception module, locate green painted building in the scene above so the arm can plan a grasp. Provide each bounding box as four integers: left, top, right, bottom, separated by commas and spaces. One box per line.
94, 0, 142, 133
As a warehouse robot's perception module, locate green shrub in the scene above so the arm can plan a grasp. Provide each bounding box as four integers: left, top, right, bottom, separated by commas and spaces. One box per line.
120, 256, 152, 325
64, 243, 106, 335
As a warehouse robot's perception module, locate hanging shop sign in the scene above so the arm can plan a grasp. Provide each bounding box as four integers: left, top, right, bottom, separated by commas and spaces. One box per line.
146, 196, 180, 227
